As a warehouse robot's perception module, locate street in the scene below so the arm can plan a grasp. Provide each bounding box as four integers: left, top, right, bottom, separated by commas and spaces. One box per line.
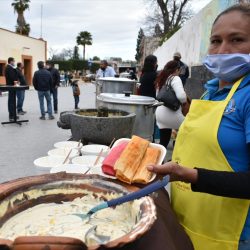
0, 83, 96, 183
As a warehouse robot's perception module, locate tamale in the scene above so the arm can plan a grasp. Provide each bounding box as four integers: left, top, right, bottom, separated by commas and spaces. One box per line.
115, 135, 149, 183
132, 147, 160, 184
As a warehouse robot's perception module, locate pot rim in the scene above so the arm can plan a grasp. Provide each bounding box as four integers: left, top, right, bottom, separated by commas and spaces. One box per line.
97, 77, 137, 83
97, 93, 156, 105
73, 108, 136, 119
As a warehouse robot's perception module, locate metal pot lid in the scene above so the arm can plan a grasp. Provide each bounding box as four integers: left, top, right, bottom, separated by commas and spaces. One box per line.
97, 77, 136, 83
98, 93, 156, 105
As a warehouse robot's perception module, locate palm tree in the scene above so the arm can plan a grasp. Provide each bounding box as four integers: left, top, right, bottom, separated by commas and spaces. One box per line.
76, 31, 93, 60
11, 0, 30, 36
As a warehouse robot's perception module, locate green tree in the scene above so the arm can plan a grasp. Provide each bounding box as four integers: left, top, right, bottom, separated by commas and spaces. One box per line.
92, 56, 100, 61
135, 28, 144, 62
11, 0, 30, 36
73, 46, 80, 60
76, 31, 93, 60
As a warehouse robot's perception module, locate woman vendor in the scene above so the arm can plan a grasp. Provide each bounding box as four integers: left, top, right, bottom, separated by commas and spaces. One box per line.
148, 4, 250, 250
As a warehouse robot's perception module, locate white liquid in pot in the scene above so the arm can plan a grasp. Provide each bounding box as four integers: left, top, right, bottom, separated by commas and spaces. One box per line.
0, 192, 141, 246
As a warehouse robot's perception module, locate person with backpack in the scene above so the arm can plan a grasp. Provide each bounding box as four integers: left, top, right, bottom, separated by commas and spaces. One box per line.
71, 80, 80, 109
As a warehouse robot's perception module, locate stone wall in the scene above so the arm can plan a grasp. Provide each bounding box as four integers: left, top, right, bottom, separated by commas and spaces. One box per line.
185, 65, 214, 99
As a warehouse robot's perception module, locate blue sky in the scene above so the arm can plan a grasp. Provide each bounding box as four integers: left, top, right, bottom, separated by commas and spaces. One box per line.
0, 0, 211, 60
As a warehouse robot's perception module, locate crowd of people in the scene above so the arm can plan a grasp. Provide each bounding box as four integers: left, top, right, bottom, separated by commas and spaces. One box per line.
3, 58, 82, 121
138, 52, 189, 148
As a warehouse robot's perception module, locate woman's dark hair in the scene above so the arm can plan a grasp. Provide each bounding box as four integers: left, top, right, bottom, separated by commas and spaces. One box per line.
142, 55, 157, 73
155, 60, 180, 90
213, 3, 250, 25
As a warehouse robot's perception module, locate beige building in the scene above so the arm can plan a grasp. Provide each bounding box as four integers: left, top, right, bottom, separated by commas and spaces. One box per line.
0, 28, 47, 85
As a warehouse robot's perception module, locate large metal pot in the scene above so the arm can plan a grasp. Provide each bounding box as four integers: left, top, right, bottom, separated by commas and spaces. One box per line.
96, 77, 137, 96
97, 93, 160, 141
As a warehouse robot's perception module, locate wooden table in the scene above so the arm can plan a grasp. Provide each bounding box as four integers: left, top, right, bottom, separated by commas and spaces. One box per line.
101, 188, 194, 250
0, 85, 29, 125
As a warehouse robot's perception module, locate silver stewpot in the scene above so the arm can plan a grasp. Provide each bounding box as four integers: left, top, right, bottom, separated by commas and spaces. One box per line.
97, 93, 163, 141
95, 77, 137, 96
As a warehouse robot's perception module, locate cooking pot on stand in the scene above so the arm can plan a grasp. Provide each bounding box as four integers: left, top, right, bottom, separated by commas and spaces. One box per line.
97, 92, 163, 141
95, 77, 137, 96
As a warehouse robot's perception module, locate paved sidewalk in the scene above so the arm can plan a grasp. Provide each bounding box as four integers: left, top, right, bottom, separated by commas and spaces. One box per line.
0, 83, 96, 183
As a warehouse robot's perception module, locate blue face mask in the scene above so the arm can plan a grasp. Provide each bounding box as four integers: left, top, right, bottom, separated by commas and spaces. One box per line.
203, 53, 250, 83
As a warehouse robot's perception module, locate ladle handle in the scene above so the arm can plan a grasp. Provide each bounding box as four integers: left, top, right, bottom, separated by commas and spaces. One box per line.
87, 176, 169, 216
107, 176, 169, 207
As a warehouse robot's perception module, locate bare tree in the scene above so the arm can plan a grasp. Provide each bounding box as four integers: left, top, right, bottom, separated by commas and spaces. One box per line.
48, 48, 58, 60
144, 0, 192, 38
61, 48, 73, 60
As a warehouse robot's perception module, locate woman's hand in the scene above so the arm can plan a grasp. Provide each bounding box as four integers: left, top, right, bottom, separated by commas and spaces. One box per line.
147, 161, 198, 183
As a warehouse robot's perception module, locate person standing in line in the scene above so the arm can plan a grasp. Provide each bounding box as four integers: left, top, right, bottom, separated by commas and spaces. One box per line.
64, 72, 69, 86
96, 60, 116, 78
173, 52, 189, 86
139, 55, 158, 98
71, 80, 80, 109
68, 72, 74, 84
33, 61, 54, 120
46, 62, 60, 114
155, 60, 187, 149
129, 70, 138, 81
4, 57, 19, 121
16, 62, 27, 115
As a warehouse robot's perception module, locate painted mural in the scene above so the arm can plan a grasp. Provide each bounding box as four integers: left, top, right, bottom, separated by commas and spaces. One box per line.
199, 0, 238, 61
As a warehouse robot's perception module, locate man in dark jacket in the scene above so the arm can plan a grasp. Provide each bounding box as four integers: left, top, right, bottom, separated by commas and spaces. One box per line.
16, 62, 27, 115
173, 52, 189, 86
5, 57, 19, 121
33, 61, 54, 120
46, 62, 60, 114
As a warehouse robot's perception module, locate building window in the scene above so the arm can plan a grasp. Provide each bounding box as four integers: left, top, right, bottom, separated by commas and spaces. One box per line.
0, 62, 6, 77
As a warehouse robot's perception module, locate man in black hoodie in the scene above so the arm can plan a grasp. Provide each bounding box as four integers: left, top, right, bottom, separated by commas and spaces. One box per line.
46, 61, 60, 114
5, 57, 19, 121
33, 61, 54, 120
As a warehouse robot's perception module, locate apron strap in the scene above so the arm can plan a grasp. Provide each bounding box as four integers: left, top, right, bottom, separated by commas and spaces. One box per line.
200, 90, 209, 100
225, 77, 244, 102
200, 77, 243, 101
